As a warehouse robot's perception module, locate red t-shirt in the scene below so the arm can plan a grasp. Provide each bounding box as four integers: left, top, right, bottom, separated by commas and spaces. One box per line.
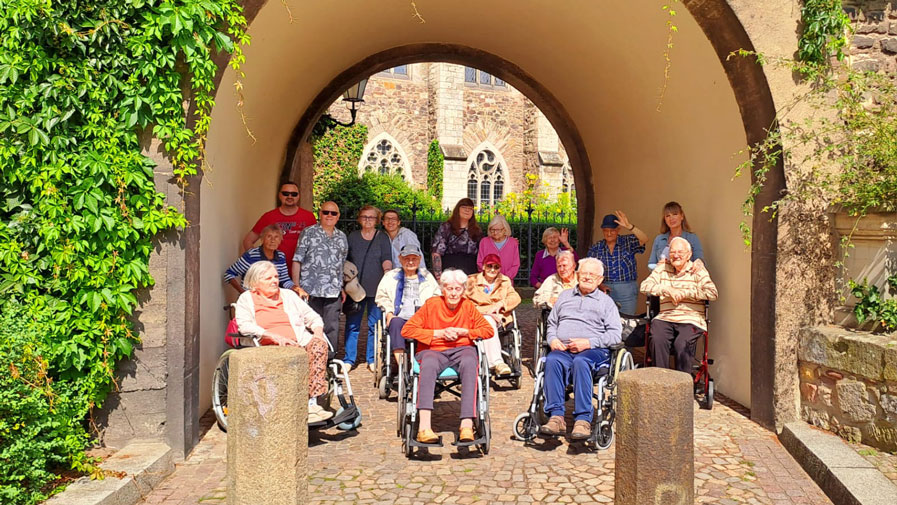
251, 207, 317, 261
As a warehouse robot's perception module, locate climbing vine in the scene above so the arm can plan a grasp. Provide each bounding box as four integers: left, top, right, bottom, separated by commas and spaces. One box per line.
798, 0, 851, 67
426, 139, 444, 202
0, 0, 247, 501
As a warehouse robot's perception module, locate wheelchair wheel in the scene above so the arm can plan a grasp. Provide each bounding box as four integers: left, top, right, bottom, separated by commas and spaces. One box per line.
513, 412, 538, 442
373, 320, 384, 386
702, 378, 715, 410
532, 324, 544, 376
595, 420, 614, 450
479, 412, 491, 455
402, 417, 416, 458
508, 331, 522, 390
211, 349, 236, 432
336, 404, 362, 431
396, 358, 406, 437
378, 375, 390, 399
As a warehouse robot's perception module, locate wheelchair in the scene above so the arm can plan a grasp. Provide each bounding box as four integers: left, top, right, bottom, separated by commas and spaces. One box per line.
513, 321, 638, 450
643, 296, 715, 410
395, 340, 491, 457
490, 311, 523, 389
211, 306, 363, 432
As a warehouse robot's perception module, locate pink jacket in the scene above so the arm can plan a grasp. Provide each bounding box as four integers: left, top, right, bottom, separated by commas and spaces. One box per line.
476, 237, 520, 279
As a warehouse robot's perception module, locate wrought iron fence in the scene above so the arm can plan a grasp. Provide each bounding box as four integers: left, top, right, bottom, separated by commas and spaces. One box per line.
338, 206, 578, 286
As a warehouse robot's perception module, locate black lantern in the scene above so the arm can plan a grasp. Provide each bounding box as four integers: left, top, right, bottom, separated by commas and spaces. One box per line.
334, 78, 368, 127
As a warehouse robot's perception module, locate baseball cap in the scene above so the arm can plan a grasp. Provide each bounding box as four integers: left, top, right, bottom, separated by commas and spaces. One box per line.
399, 244, 423, 257
482, 253, 502, 267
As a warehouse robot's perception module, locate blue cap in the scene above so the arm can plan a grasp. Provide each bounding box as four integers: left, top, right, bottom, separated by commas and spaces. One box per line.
600, 214, 618, 229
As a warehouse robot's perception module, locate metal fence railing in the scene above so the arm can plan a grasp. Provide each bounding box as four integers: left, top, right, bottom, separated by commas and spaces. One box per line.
339, 206, 578, 286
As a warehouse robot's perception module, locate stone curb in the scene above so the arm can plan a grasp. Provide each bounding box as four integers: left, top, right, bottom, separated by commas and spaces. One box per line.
779, 422, 897, 505
46, 441, 174, 505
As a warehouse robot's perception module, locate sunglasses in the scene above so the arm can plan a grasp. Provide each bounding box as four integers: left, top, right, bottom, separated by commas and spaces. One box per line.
484, 264, 501, 270
280, 191, 299, 197
321, 210, 339, 216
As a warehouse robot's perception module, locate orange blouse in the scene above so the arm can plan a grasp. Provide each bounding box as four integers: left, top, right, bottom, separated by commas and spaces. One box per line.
251, 291, 298, 344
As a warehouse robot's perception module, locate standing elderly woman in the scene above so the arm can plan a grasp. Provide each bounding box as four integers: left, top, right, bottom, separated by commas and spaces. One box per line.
234, 261, 333, 423
402, 269, 493, 443
648, 201, 705, 270
533, 250, 579, 309
476, 214, 520, 280
344, 205, 393, 371
224, 224, 298, 293
465, 254, 521, 375
529, 227, 577, 288
431, 198, 482, 278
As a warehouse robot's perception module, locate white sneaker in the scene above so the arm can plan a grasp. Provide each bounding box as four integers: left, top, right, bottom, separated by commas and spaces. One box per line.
308, 403, 333, 423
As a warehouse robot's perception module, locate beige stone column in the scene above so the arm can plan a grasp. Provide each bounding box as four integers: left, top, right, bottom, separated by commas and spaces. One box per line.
227, 347, 308, 505
615, 368, 694, 505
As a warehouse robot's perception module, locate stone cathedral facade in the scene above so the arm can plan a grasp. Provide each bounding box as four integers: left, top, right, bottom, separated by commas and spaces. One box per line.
326, 62, 575, 209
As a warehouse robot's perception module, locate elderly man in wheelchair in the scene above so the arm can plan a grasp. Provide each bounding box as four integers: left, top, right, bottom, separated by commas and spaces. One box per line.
373, 244, 441, 397
540, 258, 624, 440
400, 269, 493, 450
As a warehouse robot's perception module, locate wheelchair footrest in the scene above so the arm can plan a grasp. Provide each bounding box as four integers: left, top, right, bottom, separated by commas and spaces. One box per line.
329, 405, 358, 425
451, 434, 487, 447
408, 435, 444, 448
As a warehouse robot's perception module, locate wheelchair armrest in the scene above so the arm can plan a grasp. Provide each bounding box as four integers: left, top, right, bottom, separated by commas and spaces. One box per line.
608, 342, 625, 351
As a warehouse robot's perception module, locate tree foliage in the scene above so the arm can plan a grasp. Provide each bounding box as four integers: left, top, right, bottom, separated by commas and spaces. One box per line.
0, 0, 247, 499
319, 172, 441, 219
798, 0, 850, 66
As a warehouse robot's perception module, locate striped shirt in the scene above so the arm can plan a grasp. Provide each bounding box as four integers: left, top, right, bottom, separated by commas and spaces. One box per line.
639, 261, 718, 330
587, 234, 645, 283
224, 247, 296, 290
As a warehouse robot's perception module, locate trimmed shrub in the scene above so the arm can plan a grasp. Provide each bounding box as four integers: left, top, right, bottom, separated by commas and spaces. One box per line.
319, 173, 441, 219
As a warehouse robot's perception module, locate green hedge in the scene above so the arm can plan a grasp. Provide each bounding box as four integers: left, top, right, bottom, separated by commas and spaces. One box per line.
319, 173, 441, 219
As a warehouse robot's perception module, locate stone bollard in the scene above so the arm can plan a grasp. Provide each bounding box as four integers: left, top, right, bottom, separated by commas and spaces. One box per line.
227, 347, 308, 505
615, 367, 694, 505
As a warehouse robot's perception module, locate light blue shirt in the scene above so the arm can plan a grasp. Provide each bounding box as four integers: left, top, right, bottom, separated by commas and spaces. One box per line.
547, 287, 622, 349
648, 231, 704, 270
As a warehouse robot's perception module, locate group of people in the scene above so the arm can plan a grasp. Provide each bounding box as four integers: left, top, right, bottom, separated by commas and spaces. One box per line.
224, 181, 718, 436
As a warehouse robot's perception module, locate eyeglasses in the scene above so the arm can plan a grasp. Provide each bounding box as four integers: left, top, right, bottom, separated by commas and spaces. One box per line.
280, 191, 299, 197
578, 273, 601, 280
484, 264, 501, 271
359, 216, 377, 221
383, 217, 399, 222
489, 227, 504, 232
321, 210, 339, 216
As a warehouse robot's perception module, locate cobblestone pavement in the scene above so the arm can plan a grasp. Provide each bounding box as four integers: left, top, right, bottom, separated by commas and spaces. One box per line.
138, 305, 833, 505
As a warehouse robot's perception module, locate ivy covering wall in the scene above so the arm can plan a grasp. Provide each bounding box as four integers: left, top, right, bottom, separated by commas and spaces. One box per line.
0, 1, 247, 502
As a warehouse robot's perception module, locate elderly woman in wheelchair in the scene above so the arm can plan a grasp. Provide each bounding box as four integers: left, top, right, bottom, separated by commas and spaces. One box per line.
523, 258, 629, 446
400, 269, 493, 451
465, 253, 522, 384
233, 261, 333, 423
372, 244, 440, 397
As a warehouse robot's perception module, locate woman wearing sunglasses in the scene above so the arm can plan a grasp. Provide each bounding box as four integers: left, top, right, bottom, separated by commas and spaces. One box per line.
464, 254, 520, 376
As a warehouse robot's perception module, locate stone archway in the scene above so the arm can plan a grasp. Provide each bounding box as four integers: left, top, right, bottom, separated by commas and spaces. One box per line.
127, 0, 802, 456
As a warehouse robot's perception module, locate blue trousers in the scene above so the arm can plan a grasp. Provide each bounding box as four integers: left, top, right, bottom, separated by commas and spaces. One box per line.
543, 348, 611, 422
606, 281, 638, 315
343, 297, 382, 365
388, 317, 409, 352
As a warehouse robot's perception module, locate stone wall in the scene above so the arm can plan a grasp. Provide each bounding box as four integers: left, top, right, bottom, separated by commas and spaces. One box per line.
798, 326, 897, 451
845, 1, 897, 73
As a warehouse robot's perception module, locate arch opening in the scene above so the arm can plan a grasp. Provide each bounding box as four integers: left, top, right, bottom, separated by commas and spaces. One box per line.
195, 0, 782, 430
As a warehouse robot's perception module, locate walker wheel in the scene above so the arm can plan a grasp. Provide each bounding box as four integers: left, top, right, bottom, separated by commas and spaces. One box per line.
378, 375, 390, 399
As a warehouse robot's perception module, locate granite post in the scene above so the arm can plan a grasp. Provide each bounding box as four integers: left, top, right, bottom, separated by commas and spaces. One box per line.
227, 347, 308, 505
615, 368, 694, 505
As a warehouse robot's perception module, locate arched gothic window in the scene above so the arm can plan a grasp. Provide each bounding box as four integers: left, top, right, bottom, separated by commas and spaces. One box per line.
358, 133, 412, 181
466, 145, 507, 207
561, 163, 575, 194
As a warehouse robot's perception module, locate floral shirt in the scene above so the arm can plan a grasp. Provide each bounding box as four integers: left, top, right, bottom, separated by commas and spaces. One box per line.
293, 224, 348, 298
432, 222, 479, 256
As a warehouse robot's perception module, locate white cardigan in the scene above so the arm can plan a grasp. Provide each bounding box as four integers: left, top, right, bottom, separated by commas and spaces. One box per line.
235, 288, 324, 347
